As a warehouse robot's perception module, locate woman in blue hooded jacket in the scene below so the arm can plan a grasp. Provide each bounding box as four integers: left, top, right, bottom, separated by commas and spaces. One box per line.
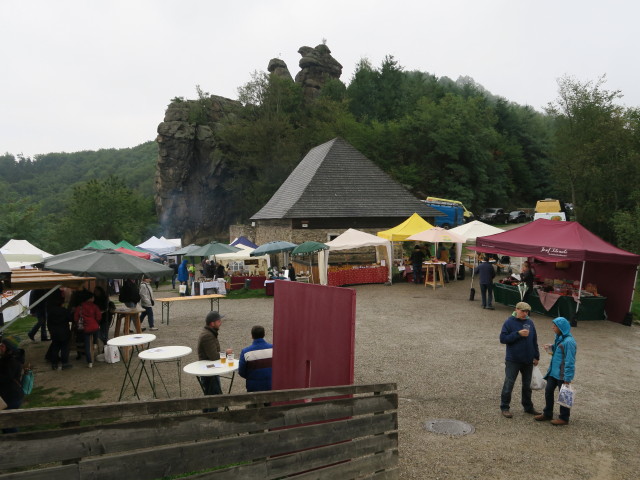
535, 316, 577, 425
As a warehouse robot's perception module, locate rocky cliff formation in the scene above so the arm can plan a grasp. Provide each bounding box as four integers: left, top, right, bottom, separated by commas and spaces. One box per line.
155, 44, 342, 244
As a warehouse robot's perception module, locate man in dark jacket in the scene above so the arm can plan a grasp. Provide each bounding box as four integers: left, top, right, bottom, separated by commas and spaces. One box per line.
28, 289, 50, 341
474, 255, 496, 309
238, 326, 273, 392
46, 291, 73, 370
499, 301, 541, 418
0, 336, 25, 432
409, 245, 426, 284
197, 312, 226, 410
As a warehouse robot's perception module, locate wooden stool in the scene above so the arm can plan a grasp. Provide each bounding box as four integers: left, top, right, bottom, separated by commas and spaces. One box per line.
424, 264, 445, 289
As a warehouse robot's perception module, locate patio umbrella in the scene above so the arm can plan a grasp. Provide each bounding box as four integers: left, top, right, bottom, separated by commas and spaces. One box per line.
172, 244, 202, 256
189, 242, 241, 257
43, 249, 173, 279
290, 241, 328, 256
290, 241, 328, 284
406, 227, 466, 244
250, 241, 297, 256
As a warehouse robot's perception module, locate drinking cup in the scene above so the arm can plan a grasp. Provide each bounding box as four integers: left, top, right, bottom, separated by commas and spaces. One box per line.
219, 352, 226, 364
227, 353, 235, 367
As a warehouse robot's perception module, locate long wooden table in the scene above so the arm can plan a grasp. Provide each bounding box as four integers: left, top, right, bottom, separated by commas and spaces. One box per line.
156, 294, 225, 325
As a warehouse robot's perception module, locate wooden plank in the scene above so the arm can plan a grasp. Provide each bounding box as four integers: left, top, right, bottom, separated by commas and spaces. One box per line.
155, 294, 225, 303
187, 433, 398, 479
0, 384, 397, 429
1, 395, 397, 470
0, 464, 78, 480
73, 413, 397, 480
288, 450, 399, 479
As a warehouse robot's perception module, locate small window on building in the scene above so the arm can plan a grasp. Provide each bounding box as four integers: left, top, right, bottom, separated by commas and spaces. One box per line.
327, 233, 340, 242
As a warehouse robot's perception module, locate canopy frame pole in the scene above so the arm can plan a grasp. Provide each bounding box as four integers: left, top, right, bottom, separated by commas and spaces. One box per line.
629, 266, 639, 311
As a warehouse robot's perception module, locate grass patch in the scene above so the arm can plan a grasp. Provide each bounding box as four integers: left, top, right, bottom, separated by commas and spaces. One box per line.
225, 288, 268, 300
2, 314, 35, 338
23, 386, 104, 408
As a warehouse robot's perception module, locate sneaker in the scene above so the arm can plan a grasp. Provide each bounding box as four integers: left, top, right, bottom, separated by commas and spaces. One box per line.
501, 410, 513, 418
88, 363, 93, 368
28, 332, 36, 342
41, 338, 51, 342
486, 306, 495, 310
57, 365, 62, 371
149, 327, 158, 331
51, 364, 58, 370
62, 364, 73, 370
525, 409, 541, 415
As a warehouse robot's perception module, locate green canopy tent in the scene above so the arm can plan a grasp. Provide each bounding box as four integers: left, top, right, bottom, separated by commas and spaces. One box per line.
115, 240, 146, 252
83, 240, 117, 250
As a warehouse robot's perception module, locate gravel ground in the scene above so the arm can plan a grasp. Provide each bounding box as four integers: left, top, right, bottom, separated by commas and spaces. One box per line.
24, 279, 640, 480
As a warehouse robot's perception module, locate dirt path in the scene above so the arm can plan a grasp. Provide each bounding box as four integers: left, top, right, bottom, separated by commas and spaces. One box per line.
23, 279, 640, 480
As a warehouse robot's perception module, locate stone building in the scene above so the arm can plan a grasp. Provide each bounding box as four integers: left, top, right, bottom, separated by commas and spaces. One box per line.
231, 137, 443, 247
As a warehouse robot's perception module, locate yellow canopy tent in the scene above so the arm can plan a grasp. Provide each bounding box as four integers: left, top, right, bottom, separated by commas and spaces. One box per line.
377, 213, 434, 241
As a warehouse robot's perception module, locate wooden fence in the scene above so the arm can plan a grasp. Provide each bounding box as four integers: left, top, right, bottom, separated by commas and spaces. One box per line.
0, 383, 398, 479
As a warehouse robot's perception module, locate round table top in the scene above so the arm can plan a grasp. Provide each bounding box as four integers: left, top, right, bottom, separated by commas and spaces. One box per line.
139, 345, 192, 361
107, 333, 156, 347
183, 359, 239, 377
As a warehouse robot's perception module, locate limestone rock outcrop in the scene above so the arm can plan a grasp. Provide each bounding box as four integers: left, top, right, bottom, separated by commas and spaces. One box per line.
155, 45, 343, 243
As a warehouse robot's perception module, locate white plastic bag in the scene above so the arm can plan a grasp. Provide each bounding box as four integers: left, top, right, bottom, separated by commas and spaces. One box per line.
531, 366, 546, 390
104, 345, 121, 364
557, 383, 575, 408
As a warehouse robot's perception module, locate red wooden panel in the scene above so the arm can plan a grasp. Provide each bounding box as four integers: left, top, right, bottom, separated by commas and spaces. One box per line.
272, 281, 355, 390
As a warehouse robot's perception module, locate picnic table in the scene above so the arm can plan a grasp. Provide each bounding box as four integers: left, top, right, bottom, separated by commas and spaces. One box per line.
156, 294, 225, 325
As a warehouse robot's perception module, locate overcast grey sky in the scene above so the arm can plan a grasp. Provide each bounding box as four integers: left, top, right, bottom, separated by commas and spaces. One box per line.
1, 0, 638, 159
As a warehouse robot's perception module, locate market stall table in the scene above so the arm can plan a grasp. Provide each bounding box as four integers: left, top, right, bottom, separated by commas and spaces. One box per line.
424, 262, 445, 289
113, 306, 144, 337
229, 275, 267, 290
183, 359, 239, 395
138, 345, 192, 398
493, 283, 607, 320
107, 333, 156, 401
327, 265, 388, 287
156, 294, 225, 325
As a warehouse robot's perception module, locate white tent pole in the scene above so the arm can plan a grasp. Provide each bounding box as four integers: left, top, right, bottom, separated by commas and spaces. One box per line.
575, 260, 586, 314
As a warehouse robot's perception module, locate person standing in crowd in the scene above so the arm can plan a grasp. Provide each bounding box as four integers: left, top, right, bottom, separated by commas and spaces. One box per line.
46, 290, 73, 371
216, 262, 225, 279
168, 260, 179, 289
74, 291, 102, 368
119, 279, 140, 308
475, 255, 496, 309
177, 259, 189, 295
238, 325, 273, 392
520, 261, 535, 299
0, 335, 25, 433
197, 312, 228, 411
93, 286, 112, 346
499, 301, 541, 418
27, 288, 50, 342
139, 276, 158, 331
410, 245, 425, 284
287, 263, 296, 282
535, 316, 577, 426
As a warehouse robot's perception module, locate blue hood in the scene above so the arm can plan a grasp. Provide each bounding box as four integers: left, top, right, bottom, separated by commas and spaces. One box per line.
553, 316, 572, 336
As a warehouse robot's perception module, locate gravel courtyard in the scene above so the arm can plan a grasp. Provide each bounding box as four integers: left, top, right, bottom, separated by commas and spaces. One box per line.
24, 279, 640, 480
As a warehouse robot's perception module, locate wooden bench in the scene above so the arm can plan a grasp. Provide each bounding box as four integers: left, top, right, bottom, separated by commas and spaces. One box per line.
156, 294, 225, 325
0, 383, 399, 480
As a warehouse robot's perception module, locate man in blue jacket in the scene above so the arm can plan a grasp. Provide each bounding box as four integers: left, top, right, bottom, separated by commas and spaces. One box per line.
535, 316, 577, 426
474, 255, 496, 309
238, 325, 273, 392
499, 301, 541, 418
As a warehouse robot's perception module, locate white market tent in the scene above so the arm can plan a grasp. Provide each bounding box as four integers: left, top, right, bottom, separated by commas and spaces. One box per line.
1, 239, 52, 267
450, 220, 504, 241
137, 236, 178, 256
215, 247, 271, 274
160, 236, 182, 248
318, 229, 393, 285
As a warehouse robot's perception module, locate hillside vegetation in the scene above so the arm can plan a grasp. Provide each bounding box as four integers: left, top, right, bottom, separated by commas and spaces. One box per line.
1, 56, 639, 254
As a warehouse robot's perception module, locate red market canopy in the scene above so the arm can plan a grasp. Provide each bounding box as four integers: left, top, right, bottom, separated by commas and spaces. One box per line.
472, 219, 640, 324
115, 247, 151, 260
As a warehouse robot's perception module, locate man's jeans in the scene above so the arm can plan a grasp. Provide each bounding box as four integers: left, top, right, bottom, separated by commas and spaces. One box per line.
29, 312, 49, 340
543, 376, 571, 422
500, 360, 534, 411
480, 283, 494, 307
140, 306, 155, 328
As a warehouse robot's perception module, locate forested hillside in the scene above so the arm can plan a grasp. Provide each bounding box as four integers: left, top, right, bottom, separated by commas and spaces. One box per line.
1, 54, 639, 254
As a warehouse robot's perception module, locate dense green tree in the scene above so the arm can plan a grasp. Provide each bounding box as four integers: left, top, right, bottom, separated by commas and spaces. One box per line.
546, 75, 640, 240
54, 176, 156, 251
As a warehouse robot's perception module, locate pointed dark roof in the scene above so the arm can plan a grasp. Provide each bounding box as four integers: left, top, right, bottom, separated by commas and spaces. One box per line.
251, 138, 444, 220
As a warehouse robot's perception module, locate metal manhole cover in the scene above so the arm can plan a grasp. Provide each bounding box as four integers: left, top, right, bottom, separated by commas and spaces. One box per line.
424, 418, 475, 436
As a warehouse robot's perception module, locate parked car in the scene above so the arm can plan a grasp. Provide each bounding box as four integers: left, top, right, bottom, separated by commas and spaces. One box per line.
508, 210, 528, 223
480, 208, 508, 224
